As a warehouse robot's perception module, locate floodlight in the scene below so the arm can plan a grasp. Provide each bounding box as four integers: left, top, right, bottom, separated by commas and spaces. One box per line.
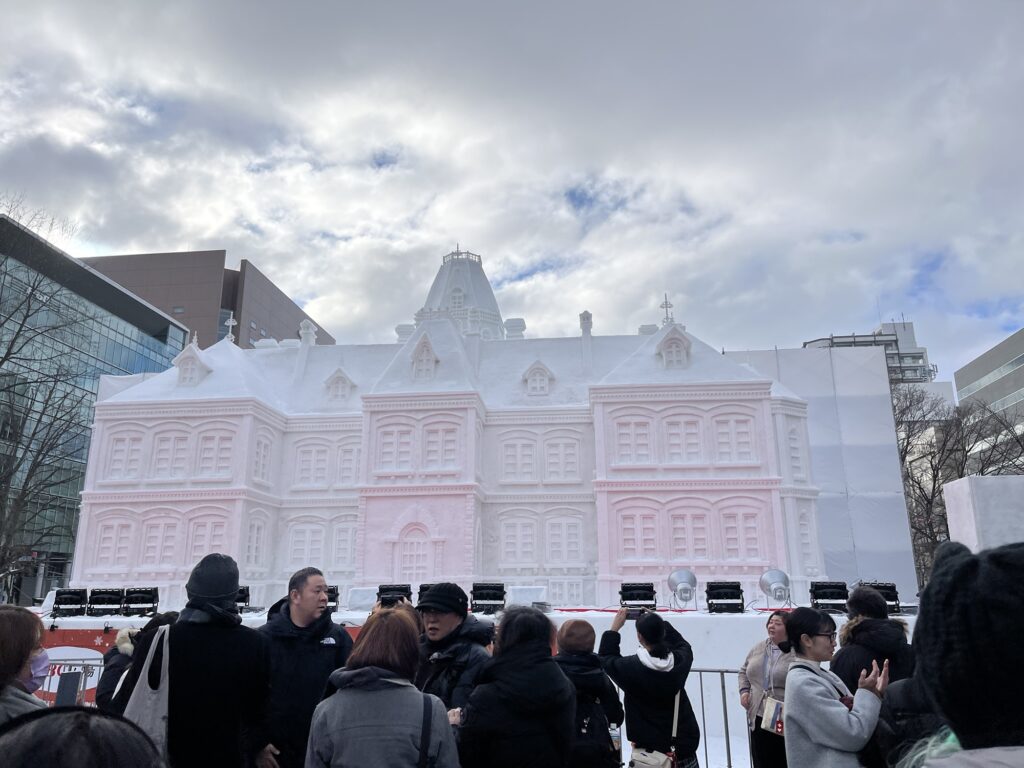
759, 570, 792, 607
471, 582, 507, 614
667, 569, 698, 609
87, 588, 125, 617
705, 582, 745, 614
325, 585, 339, 614
810, 581, 849, 614
122, 587, 160, 616
619, 582, 657, 617
236, 586, 251, 611
52, 588, 87, 617
377, 583, 413, 607
857, 581, 901, 615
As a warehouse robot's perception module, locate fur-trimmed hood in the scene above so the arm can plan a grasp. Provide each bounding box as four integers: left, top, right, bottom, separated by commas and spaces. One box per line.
115, 627, 138, 656
839, 615, 908, 649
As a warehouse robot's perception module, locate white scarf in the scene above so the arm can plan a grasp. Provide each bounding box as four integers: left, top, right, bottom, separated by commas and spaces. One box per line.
637, 646, 675, 672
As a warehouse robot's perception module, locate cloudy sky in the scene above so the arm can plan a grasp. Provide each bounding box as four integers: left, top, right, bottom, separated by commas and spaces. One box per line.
2, 2, 1022, 381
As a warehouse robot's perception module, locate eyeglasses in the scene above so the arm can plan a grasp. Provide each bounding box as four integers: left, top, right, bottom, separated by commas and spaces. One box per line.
814, 632, 838, 641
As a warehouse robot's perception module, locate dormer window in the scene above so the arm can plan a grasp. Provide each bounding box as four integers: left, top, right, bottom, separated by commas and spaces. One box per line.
173, 345, 211, 387
324, 369, 354, 401
412, 338, 438, 381
522, 362, 554, 396
449, 288, 464, 310
656, 328, 692, 369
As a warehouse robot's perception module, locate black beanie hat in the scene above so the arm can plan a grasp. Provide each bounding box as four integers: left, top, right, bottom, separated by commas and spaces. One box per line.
415, 582, 468, 617
185, 553, 240, 601
847, 585, 888, 619
916, 541, 1024, 750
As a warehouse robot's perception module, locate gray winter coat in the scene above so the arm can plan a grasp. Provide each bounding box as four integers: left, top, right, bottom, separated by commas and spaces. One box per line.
783, 661, 881, 768
922, 747, 1024, 767
305, 666, 459, 768
738, 639, 795, 731
0, 684, 46, 726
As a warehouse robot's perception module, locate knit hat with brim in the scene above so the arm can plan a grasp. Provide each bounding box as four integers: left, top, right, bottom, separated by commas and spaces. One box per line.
916, 541, 1024, 749
415, 582, 468, 618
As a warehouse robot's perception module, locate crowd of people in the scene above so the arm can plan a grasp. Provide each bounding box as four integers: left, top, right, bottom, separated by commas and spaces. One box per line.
0, 540, 1020, 768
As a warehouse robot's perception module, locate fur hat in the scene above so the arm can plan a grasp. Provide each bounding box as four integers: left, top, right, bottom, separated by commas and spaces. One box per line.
185, 553, 240, 601
556, 619, 596, 653
916, 541, 1024, 749
415, 582, 468, 618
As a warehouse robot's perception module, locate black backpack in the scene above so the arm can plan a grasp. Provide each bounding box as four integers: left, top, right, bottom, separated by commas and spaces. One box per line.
569, 693, 618, 768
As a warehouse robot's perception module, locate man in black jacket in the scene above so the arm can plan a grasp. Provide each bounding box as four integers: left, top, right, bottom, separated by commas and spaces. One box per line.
831, 585, 915, 693
258, 567, 353, 768
413, 582, 492, 709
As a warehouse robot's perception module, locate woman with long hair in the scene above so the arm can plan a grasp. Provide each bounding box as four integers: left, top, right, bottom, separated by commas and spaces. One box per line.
458, 606, 575, 768
599, 608, 700, 768
738, 610, 794, 768
306, 606, 458, 767
781, 606, 888, 768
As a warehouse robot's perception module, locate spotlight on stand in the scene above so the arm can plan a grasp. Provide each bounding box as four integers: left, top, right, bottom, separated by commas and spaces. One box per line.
667, 569, 698, 610
236, 586, 251, 612
417, 583, 436, 606
377, 584, 413, 608
857, 581, 901, 615
52, 588, 87, 618
87, 588, 125, 617
619, 582, 657, 618
705, 582, 745, 614
759, 570, 792, 608
122, 587, 160, 616
810, 581, 849, 614
325, 585, 339, 614
471, 582, 507, 614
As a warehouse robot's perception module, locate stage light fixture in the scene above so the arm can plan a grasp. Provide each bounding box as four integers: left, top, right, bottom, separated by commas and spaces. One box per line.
667, 569, 698, 609
52, 588, 87, 617
705, 581, 745, 614
377, 583, 413, 607
325, 585, 340, 614
759, 570, 792, 607
471, 582, 507, 614
810, 581, 849, 614
857, 581, 901, 615
236, 586, 251, 611
87, 588, 125, 617
122, 587, 160, 616
619, 582, 657, 618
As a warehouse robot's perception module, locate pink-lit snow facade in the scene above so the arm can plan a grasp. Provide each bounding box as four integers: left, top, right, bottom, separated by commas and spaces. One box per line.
72, 251, 827, 608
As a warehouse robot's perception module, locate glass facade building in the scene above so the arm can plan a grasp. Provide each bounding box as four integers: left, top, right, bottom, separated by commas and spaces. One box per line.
0, 215, 186, 602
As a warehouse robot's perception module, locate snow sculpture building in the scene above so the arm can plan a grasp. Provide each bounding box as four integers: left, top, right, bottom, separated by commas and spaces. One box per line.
72, 250, 851, 608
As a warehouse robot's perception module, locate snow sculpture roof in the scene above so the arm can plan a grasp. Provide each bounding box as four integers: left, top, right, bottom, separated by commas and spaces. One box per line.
417, 250, 505, 340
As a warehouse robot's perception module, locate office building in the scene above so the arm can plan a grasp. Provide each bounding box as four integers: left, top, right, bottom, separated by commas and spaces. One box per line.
81, 250, 334, 349
955, 327, 1024, 417
804, 321, 937, 385
0, 215, 187, 602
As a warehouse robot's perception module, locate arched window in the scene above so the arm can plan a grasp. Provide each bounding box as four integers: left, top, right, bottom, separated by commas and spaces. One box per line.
412, 341, 437, 381
289, 523, 325, 565
546, 517, 582, 563
662, 340, 686, 368
246, 519, 265, 566
719, 505, 762, 560
713, 417, 754, 462
449, 288, 464, 310
500, 517, 536, 564
196, 430, 234, 476
668, 509, 710, 559
334, 521, 357, 568
620, 510, 658, 559
141, 519, 177, 565
152, 432, 189, 478
253, 435, 272, 483
295, 443, 330, 485
615, 420, 652, 464
179, 357, 200, 386
664, 419, 702, 463
107, 432, 144, 479
423, 423, 458, 469
188, 517, 227, 560
338, 443, 361, 484
398, 526, 429, 581
96, 520, 133, 566
544, 437, 580, 481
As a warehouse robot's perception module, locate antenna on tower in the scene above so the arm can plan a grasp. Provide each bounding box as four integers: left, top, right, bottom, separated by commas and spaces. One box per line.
660, 293, 675, 326
224, 311, 238, 343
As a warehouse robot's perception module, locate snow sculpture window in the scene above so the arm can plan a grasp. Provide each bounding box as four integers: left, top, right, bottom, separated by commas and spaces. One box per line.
334, 523, 356, 568
546, 517, 582, 563
141, 520, 177, 565
620, 512, 658, 559
501, 517, 536, 564
720, 507, 761, 560
615, 420, 652, 464
289, 524, 325, 565
713, 417, 755, 462
502, 440, 536, 481
548, 580, 583, 606
398, 526, 429, 581
296, 444, 330, 485
253, 436, 272, 483
664, 420, 702, 463
522, 362, 554, 396
197, 432, 233, 477
423, 425, 458, 469
378, 428, 413, 470
669, 512, 709, 559
152, 433, 189, 478
188, 519, 226, 559
179, 357, 199, 386
325, 370, 353, 401
450, 288, 464, 310
788, 428, 805, 480
246, 519, 265, 566
544, 439, 580, 481
662, 340, 686, 367
338, 444, 361, 485
412, 339, 437, 381
107, 434, 143, 479
96, 521, 132, 566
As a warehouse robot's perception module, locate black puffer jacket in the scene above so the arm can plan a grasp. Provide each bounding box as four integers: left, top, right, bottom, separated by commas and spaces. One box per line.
257, 598, 353, 768
459, 640, 576, 768
874, 674, 947, 767
599, 623, 701, 757
554, 650, 624, 768
831, 616, 915, 694
414, 614, 492, 709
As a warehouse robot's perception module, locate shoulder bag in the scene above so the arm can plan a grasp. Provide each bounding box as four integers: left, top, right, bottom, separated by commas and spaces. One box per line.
123, 625, 170, 758
628, 689, 680, 768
